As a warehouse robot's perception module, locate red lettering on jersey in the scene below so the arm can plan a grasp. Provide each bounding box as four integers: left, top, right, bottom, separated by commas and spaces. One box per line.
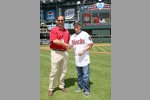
72, 38, 85, 46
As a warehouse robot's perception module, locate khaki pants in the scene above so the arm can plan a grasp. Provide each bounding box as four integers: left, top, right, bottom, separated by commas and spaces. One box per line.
48, 49, 69, 91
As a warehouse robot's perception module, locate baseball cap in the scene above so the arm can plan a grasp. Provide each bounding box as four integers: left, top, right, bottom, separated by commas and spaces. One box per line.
73, 21, 81, 26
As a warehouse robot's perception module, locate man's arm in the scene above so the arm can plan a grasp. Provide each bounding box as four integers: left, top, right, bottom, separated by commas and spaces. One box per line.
53, 39, 72, 50
53, 39, 66, 46
78, 43, 93, 56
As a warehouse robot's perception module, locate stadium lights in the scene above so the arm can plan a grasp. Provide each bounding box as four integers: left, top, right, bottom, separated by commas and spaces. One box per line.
77, 1, 81, 5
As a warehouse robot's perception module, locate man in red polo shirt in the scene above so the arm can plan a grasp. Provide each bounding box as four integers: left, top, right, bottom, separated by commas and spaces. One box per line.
48, 16, 72, 96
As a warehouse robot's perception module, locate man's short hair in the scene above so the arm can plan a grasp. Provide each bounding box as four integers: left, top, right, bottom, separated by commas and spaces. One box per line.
73, 21, 81, 26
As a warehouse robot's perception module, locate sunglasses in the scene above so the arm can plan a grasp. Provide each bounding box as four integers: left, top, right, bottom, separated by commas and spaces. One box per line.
57, 20, 64, 22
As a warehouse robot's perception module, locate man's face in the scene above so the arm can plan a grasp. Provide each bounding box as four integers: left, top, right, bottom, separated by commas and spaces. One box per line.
74, 25, 81, 33
57, 16, 64, 28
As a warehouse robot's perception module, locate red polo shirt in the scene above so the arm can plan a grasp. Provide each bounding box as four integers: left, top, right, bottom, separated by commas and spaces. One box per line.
49, 26, 70, 50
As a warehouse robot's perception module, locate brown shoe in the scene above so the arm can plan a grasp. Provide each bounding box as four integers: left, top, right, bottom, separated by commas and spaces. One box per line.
59, 88, 67, 93
48, 90, 53, 96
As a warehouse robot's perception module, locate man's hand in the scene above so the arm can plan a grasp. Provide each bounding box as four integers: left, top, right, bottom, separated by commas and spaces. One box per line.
53, 39, 72, 50
64, 43, 73, 50
78, 43, 93, 56
78, 49, 85, 56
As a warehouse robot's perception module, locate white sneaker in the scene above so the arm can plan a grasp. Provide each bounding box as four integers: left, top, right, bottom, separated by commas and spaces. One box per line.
75, 88, 84, 93
84, 91, 90, 97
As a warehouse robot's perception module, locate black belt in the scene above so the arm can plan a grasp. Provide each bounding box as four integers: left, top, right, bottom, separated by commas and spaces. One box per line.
52, 49, 66, 51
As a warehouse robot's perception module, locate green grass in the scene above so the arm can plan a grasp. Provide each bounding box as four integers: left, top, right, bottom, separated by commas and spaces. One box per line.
40, 44, 111, 100
90, 46, 111, 52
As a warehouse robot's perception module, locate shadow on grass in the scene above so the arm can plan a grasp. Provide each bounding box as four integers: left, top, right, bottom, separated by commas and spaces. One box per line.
65, 78, 77, 88
53, 78, 94, 93
52, 78, 78, 93
65, 78, 94, 88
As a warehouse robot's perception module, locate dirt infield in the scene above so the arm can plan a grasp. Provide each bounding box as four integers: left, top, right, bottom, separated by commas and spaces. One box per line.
40, 44, 111, 54
40, 47, 50, 50
90, 51, 111, 54
93, 43, 112, 46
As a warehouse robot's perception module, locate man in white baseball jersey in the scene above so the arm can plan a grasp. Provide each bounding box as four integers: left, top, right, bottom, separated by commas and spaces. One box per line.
69, 22, 93, 96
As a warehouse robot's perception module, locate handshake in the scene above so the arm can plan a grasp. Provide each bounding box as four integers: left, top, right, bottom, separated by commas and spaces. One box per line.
64, 43, 73, 50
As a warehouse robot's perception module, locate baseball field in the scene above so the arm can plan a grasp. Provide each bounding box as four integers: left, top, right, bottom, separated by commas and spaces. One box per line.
40, 43, 111, 100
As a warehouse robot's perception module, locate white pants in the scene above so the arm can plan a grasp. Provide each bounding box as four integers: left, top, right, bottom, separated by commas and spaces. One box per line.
48, 49, 69, 91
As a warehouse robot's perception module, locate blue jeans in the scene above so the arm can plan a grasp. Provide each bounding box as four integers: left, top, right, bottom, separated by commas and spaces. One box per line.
76, 64, 90, 93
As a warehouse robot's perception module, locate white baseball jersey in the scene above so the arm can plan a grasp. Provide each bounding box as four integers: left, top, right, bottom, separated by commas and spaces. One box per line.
69, 31, 93, 67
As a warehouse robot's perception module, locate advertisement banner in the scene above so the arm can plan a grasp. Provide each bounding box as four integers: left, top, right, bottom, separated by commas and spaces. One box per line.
82, 12, 111, 26
81, 3, 111, 11
46, 10, 56, 21
82, 13, 91, 23
64, 8, 76, 20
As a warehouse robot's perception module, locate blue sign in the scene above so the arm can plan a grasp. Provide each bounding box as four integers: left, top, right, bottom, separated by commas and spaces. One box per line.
46, 10, 56, 21
96, 3, 104, 10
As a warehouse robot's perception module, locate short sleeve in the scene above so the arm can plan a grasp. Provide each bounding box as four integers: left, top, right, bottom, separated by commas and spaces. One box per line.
50, 29, 57, 42
84, 32, 93, 44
